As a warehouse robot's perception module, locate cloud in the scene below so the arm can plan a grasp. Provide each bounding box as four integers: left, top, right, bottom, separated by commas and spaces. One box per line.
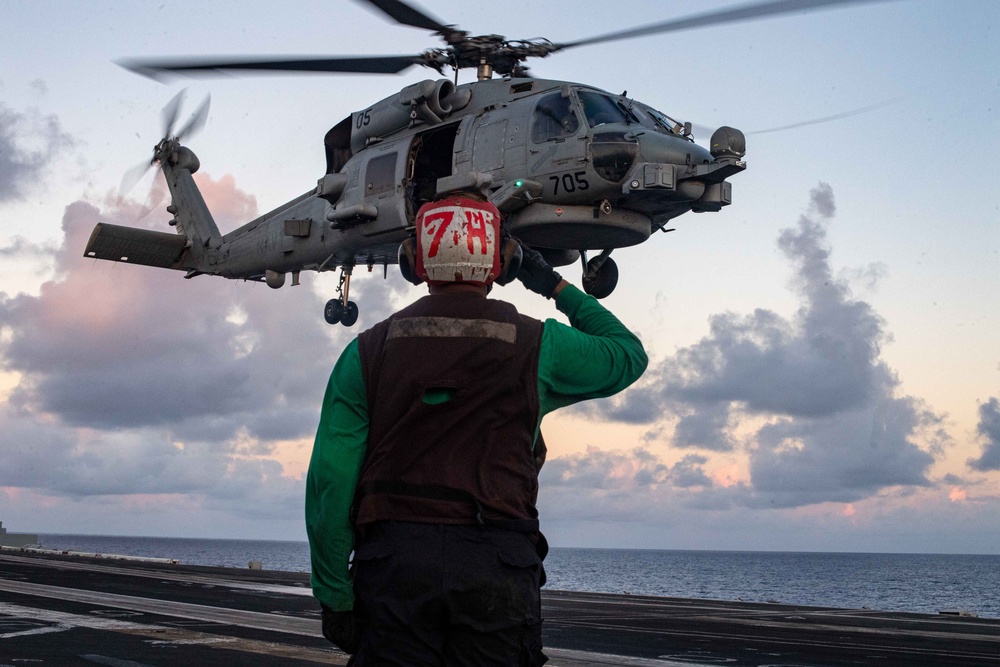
539, 447, 713, 522
749, 397, 937, 508
968, 397, 1000, 471
666, 454, 714, 488
0, 237, 58, 259
672, 403, 735, 451
0, 171, 412, 507
0, 408, 304, 519
540, 479, 1000, 553
1, 190, 334, 437
542, 445, 696, 490
583, 183, 938, 507
0, 102, 74, 202
658, 186, 895, 418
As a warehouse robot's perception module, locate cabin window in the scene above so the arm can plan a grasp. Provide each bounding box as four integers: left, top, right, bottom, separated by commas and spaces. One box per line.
365, 153, 397, 197
531, 93, 580, 143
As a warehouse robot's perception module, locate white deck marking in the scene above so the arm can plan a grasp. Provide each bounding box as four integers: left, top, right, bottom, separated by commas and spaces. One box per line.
0, 623, 70, 639
79, 654, 156, 667
544, 649, 696, 666
0, 579, 320, 637
0, 602, 164, 632
0, 553, 312, 596
0, 599, 346, 665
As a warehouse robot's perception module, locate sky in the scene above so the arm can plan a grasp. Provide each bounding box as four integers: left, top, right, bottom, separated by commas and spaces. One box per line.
1, 0, 998, 554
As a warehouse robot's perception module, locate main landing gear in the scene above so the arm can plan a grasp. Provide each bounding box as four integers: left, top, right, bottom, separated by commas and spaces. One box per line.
581, 249, 618, 299
324, 266, 359, 327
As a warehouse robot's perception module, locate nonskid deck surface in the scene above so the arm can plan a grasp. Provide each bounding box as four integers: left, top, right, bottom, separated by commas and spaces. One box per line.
1, 550, 998, 666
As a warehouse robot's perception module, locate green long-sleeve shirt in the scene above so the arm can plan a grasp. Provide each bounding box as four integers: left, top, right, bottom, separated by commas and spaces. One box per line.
305, 284, 647, 610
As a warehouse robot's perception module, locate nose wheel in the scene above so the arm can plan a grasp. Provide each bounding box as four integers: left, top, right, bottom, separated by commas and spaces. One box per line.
324, 266, 359, 326
581, 249, 618, 299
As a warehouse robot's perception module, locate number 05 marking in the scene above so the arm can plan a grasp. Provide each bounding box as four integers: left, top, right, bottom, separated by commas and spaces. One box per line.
549, 171, 590, 195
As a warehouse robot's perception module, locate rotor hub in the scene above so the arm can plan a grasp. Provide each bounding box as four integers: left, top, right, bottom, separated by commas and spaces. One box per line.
419, 36, 558, 77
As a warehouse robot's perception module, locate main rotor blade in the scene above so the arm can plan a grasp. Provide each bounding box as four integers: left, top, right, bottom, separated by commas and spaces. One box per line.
559, 0, 898, 50
747, 95, 905, 134
119, 55, 423, 80
360, 0, 450, 33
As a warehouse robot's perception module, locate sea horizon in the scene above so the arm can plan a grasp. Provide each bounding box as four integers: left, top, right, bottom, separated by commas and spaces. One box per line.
31, 532, 1000, 558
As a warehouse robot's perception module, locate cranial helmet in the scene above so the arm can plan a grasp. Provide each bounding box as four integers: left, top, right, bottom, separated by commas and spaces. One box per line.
398, 196, 521, 286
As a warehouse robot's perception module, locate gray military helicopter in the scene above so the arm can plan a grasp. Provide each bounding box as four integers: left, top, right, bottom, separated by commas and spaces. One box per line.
84, 0, 876, 326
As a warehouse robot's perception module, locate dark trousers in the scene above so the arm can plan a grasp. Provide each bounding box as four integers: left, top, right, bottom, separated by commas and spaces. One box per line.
350, 522, 547, 667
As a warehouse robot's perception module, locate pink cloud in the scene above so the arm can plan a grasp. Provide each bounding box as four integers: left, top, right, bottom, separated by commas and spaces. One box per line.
710, 464, 744, 488
192, 172, 259, 230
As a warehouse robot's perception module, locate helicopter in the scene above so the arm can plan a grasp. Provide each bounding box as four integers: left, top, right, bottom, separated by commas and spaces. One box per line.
84, 0, 878, 326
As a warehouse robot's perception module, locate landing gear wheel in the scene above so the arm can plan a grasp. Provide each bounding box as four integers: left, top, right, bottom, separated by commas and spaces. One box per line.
582, 256, 619, 299
324, 299, 344, 325
325, 266, 359, 326
341, 301, 359, 327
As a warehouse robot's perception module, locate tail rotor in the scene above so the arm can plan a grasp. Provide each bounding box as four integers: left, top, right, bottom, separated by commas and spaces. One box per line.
118, 89, 211, 204
161, 89, 211, 142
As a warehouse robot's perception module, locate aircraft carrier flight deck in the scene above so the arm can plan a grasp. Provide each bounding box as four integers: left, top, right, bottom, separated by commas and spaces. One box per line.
2, 548, 998, 666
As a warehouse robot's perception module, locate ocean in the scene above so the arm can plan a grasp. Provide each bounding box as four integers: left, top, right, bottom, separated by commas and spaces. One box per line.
36, 534, 999, 619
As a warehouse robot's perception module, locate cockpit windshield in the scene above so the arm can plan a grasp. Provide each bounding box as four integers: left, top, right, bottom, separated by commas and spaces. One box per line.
578, 91, 638, 128
632, 103, 680, 135
576, 90, 686, 139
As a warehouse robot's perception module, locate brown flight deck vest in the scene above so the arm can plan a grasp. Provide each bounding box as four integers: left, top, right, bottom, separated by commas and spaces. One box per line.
355, 291, 544, 528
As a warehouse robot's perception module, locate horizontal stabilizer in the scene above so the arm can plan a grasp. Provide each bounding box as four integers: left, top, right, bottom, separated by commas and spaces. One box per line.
84, 223, 189, 269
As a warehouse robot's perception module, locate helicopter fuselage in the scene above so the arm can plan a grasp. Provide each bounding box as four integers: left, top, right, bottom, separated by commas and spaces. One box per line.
85, 75, 745, 319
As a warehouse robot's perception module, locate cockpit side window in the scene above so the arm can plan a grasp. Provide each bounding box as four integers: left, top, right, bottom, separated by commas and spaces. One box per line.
579, 91, 634, 128
531, 92, 581, 143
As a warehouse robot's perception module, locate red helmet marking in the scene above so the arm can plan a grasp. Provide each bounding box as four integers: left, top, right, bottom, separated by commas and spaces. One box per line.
464, 209, 490, 255
423, 209, 455, 259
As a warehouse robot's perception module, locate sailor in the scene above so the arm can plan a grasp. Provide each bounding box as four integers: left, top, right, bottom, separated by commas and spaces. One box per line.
306, 195, 647, 665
